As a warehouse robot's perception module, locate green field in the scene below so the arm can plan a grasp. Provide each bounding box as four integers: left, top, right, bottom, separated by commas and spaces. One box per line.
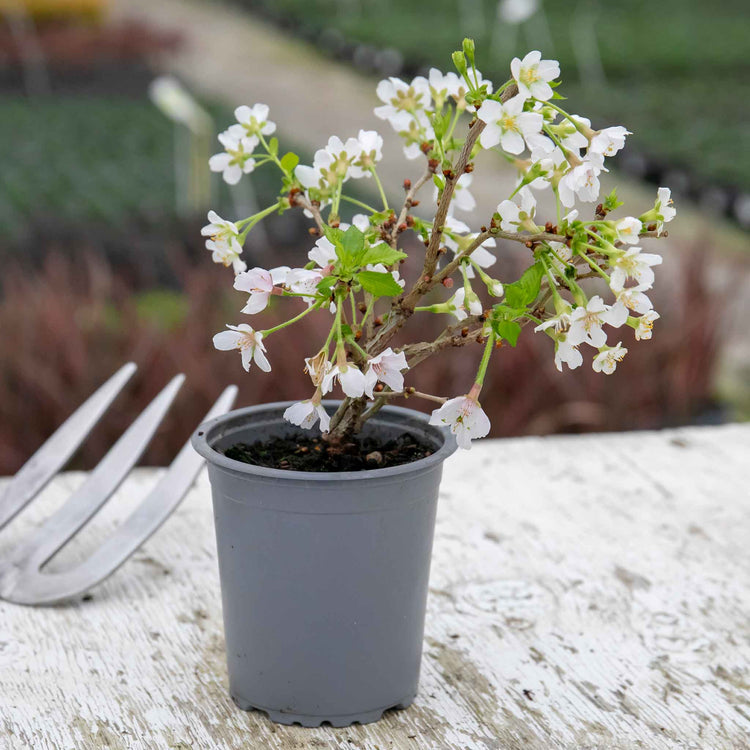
239, 0, 748, 191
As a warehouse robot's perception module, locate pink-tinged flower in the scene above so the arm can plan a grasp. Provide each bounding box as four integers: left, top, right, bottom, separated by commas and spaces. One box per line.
609, 247, 662, 292
429, 395, 491, 450
322, 362, 367, 398
590, 126, 630, 157
285, 268, 324, 305
477, 94, 543, 154
634, 310, 660, 341
510, 50, 560, 101
209, 131, 256, 185
213, 324, 270, 372
567, 296, 627, 348
283, 399, 330, 433
615, 216, 642, 245
364, 348, 408, 398
234, 267, 274, 314
592, 342, 628, 374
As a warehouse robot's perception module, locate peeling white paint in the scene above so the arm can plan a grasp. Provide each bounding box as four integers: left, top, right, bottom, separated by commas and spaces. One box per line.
1, 423, 749, 748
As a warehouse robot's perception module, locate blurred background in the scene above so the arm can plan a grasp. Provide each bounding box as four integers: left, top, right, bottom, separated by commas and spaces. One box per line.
0, 0, 748, 472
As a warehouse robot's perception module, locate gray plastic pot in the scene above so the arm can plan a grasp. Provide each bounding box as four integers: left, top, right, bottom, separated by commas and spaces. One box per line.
191, 401, 456, 727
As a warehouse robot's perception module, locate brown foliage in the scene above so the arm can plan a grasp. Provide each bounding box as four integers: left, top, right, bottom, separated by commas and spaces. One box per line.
0, 246, 732, 475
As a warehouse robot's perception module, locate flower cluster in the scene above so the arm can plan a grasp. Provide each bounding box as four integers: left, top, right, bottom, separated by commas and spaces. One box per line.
204, 39, 675, 450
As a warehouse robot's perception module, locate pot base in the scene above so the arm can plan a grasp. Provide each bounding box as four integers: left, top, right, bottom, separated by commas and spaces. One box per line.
231, 693, 416, 728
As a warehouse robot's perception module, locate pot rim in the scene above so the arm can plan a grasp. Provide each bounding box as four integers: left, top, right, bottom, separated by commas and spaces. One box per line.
191, 400, 457, 482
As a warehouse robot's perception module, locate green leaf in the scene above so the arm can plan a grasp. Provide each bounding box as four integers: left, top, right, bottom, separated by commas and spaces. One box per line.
356, 270, 403, 298
603, 188, 624, 212
492, 319, 521, 346
360, 244, 407, 267
279, 151, 299, 173
504, 262, 544, 308
338, 225, 366, 268
433, 174, 445, 191
268, 137, 279, 156
316, 275, 338, 293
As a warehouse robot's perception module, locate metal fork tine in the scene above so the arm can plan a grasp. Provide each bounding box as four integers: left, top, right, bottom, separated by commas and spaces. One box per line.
2, 386, 238, 605
0, 362, 137, 530
6, 374, 186, 575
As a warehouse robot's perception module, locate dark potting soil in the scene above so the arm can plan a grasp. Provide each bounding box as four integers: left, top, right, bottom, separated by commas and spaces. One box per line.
224, 433, 433, 472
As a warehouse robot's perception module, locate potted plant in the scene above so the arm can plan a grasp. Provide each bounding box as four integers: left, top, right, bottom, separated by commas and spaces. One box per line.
191, 40, 676, 727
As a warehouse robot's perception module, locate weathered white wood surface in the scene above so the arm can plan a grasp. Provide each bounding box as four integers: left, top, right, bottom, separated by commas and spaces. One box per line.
1, 423, 749, 749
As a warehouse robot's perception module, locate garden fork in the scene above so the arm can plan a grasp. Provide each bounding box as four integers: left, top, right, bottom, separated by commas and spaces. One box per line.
0, 363, 237, 606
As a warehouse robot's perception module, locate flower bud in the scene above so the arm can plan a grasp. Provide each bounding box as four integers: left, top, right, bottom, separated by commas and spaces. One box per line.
462, 38, 475, 67
452, 50, 468, 78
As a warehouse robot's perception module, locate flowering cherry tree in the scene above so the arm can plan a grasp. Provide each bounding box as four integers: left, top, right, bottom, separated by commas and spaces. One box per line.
204, 40, 676, 450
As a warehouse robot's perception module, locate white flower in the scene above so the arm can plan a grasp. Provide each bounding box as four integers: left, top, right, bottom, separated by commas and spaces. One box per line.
558, 157, 605, 207
615, 217, 642, 245
609, 247, 662, 292
510, 50, 560, 101
467, 240, 498, 274
348, 130, 383, 178
590, 126, 630, 157
352, 213, 370, 232
558, 115, 590, 153
448, 288, 483, 321
592, 342, 628, 374
213, 324, 270, 372
434, 172, 476, 214
554, 335, 583, 372
304, 354, 332, 387
452, 174, 476, 213
616, 287, 653, 314
228, 103, 276, 140
499, 0, 539, 24
295, 136, 362, 194
374, 76, 432, 131
428, 68, 462, 106
322, 362, 367, 398
308, 236, 337, 268
209, 131, 257, 185
234, 267, 275, 314
429, 396, 491, 450
205, 239, 246, 274
477, 94, 543, 154
364, 348, 408, 398
283, 399, 330, 433
201, 210, 239, 244
656, 187, 677, 232
535, 301, 573, 334
568, 296, 627, 348
634, 310, 660, 341
496, 186, 537, 231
